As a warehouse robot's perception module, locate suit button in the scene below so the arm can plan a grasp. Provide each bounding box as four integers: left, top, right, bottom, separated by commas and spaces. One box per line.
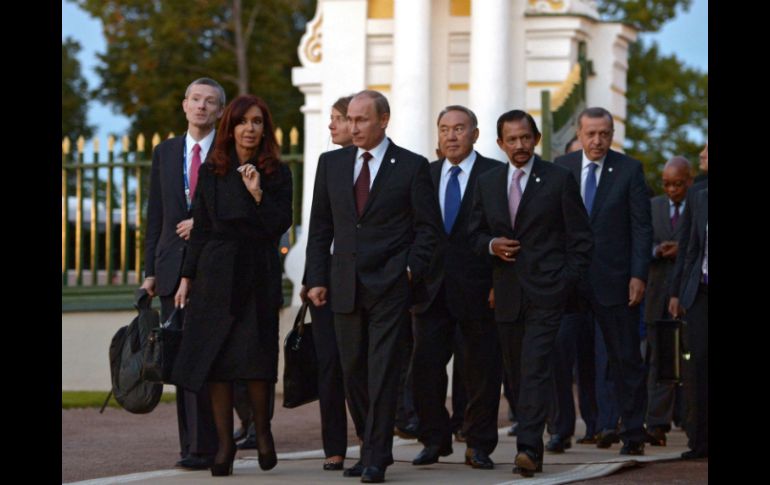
356, 224, 361, 229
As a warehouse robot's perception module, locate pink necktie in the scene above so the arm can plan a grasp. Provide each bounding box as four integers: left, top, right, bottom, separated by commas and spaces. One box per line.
509, 169, 524, 229
189, 143, 201, 199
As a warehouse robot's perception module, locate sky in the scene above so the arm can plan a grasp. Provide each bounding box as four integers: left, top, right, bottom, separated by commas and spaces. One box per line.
62, 0, 708, 144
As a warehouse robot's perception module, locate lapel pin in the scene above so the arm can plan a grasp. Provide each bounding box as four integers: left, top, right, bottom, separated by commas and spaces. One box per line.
390, 158, 395, 164
608, 167, 613, 173
535, 177, 541, 183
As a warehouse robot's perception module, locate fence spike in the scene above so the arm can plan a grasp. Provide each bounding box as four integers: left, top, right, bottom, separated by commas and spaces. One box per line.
93, 137, 100, 154
167, 132, 175, 139
77, 136, 85, 153
290, 127, 299, 146
107, 135, 115, 152
62, 137, 71, 154
137, 133, 146, 152
275, 127, 284, 147
121, 135, 129, 152
152, 133, 161, 148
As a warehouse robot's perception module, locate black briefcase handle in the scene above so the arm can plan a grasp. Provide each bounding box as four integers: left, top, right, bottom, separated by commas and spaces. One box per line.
291, 302, 311, 349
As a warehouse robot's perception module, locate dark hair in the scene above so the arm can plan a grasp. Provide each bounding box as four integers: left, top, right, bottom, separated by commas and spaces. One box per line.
353, 90, 390, 116
577, 107, 614, 131
564, 136, 579, 153
496, 110, 540, 139
437, 105, 478, 130
210, 95, 280, 176
185, 77, 226, 107
332, 95, 354, 117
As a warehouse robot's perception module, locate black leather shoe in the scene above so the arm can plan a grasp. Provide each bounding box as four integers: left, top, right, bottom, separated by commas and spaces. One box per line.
545, 435, 572, 453
257, 431, 277, 471
210, 446, 237, 477
175, 454, 214, 470
343, 461, 364, 477
324, 457, 345, 470
361, 466, 385, 483
394, 424, 418, 440
596, 429, 620, 449
620, 441, 645, 455
576, 433, 598, 444
464, 448, 494, 469
453, 429, 466, 442
646, 427, 667, 446
681, 449, 708, 460
513, 450, 543, 477
412, 444, 452, 465
507, 422, 518, 436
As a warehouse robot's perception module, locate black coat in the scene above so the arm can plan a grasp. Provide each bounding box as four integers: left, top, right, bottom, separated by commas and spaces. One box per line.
468, 157, 593, 321
171, 156, 293, 392
412, 153, 501, 319
305, 139, 442, 314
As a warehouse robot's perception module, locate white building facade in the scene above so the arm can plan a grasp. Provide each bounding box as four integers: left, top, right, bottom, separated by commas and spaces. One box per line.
285, 0, 636, 302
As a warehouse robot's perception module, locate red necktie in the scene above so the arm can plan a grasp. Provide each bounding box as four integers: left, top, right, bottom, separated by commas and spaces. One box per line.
189, 143, 201, 200
355, 152, 372, 217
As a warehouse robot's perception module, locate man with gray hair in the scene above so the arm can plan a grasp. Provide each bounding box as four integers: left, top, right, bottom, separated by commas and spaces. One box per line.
409, 105, 504, 470
141, 77, 225, 470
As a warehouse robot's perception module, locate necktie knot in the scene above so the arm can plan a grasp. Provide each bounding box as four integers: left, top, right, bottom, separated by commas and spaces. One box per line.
362, 151, 373, 163
192, 143, 201, 154
449, 165, 461, 177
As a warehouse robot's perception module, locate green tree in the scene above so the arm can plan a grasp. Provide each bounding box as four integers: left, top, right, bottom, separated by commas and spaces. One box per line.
597, 0, 708, 193
62, 37, 94, 141
72, 0, 315, 144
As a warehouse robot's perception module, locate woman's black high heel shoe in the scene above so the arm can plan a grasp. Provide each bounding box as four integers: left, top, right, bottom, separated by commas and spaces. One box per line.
257, 431, 277, 471
211, 444, 237, 477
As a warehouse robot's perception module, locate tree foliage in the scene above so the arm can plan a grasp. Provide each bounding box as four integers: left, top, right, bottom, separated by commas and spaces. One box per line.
72, 0, 315, 144
596, 0, 708, 193
62, 37, 94, 140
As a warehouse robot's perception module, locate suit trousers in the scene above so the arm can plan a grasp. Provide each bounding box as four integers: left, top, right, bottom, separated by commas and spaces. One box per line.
334, 275, 411, 469
594, 319, 620, 432
412, 294, 502, 454
645, 322, 681, 431
550, 311, 598, 438
498, 303, 562, 458
449, 324, 468, 434
310, 298, 349, 457
160, 296, 217, 458
592, 300, 647, 443
684, 285, 708, 453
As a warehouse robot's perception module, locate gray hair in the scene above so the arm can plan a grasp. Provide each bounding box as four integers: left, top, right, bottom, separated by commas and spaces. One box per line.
185, 77, 226, 107
437, 105, 478, 130
353, 90, 390, 116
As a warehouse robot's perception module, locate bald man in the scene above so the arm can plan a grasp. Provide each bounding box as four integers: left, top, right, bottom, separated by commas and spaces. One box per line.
643, 157, 692, 446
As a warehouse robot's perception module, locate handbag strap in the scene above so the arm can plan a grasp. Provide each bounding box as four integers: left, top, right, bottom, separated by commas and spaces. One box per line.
293, 302, 311, 337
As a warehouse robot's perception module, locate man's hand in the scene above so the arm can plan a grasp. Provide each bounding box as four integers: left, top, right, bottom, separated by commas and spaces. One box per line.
628, 277, 646, 306
491, 237, 521, 262
659, 241, 678, 259
140, 276, 156, 297
307, 286, 328, 307
176, 218, 194, 240
299, 285, 309, 304
174, 277, 191, 308
668, 297, 685, 318
488, 288, 495, 309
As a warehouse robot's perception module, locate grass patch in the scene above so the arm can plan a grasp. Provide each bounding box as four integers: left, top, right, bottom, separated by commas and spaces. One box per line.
62, 390, 176, 409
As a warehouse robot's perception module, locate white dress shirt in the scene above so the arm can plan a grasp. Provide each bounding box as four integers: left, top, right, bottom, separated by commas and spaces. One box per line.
185, 130, 215, 175
353, 137, 390, 188
439, 151, 477, 219
580, 151, 606, 200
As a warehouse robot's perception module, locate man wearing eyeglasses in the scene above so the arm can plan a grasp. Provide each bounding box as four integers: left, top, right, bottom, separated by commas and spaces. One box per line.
554, 107, 653, 456
642, 156, 692, 447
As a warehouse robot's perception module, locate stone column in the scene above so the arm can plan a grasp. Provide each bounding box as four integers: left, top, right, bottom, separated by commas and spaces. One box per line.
469, 0, 511, 159
389, 0, 432, 157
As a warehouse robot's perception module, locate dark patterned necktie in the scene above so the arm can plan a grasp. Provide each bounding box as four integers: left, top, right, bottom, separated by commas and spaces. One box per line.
354, 151, 373, 217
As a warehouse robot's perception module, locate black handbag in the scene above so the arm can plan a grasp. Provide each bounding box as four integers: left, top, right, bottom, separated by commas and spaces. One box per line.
101, 289, 163, 414
142, 307, 183, 383
282, 302, 319, 408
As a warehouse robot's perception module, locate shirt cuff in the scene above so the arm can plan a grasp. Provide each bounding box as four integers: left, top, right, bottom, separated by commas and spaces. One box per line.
488, 238, 495, 255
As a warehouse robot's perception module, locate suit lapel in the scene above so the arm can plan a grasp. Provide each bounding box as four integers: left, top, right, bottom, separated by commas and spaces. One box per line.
590, 150, 616, 220
169, 136, 188, 214
516, 157, 545, 219
493, 164, 514, 234
430, 159, 443, 210
340, 146, 358, 221
360, 139, 397, 218
657, 198, 674, 240
566, 153, 582, 185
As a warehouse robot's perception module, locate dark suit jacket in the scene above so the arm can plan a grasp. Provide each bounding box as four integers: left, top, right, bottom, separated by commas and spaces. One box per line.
468, 157, 593, 322
669, 178, 708, 300
145, 135, 211, 297
306, 138, 443, 314
555, 149, 652, 307
674, 189, 707, 310
644, 195, 687, 323
413, 152, 502, 319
